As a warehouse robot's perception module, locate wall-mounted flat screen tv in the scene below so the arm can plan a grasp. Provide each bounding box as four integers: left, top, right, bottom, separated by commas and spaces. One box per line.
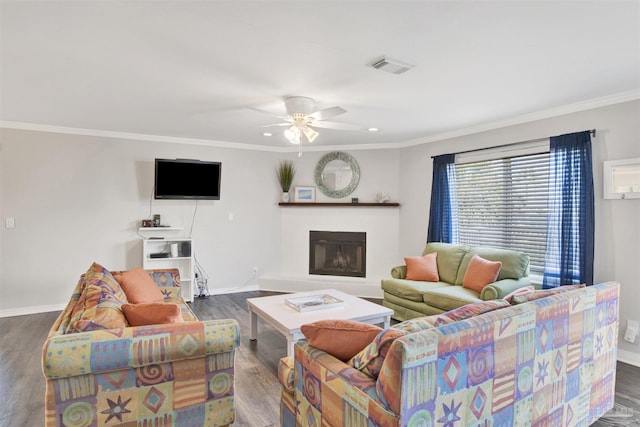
154, 159, 221, 200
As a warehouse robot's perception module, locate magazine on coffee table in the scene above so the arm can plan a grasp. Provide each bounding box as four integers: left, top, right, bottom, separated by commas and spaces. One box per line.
285, 294, 345, 312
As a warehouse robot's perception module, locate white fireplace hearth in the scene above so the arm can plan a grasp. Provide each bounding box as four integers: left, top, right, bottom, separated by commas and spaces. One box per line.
260, 206, 400, 298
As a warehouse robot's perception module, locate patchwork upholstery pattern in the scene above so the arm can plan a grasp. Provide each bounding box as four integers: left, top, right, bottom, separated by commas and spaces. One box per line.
278, 356, 295, 393
66, 263, 129, 333
431, 299, 511, 326
280, 387, 297, 427
293, 344, 398, 426
349, 328, 405, 378
392, 315, 439, 333
280, 282, 619, 427
43, 268, 238, 427
510, 283, 586, 304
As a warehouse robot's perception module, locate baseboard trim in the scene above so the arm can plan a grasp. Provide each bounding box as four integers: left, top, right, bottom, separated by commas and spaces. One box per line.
208, 284, 260, 295
617, 349, 640, 368
258, 276, 384, 299
0, 303, 66, 318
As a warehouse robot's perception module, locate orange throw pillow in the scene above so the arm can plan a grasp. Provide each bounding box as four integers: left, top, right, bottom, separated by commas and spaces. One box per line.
404, 253, 439, 281
114, 268, 164, 304
301, 319, 383, 362
462, 255, 502, 293
122, 303, 184, 326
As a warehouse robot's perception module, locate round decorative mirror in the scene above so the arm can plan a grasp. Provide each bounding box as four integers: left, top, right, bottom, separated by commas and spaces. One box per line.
315, 152, 360, 198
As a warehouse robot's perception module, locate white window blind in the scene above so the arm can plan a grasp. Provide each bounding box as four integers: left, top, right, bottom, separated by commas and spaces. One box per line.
453, 151, 550, 275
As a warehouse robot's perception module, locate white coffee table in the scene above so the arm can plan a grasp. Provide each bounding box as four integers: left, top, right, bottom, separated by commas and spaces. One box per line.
247, 289, 393, 357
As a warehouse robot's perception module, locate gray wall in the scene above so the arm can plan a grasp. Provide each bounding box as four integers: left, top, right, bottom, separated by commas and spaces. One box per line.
0, 129, 282, 311
280, 149, 400, 204
398, 100, 640, 363
0, 129, 400, 313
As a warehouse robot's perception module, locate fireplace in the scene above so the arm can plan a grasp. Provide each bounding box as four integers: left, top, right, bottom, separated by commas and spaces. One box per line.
309, 231, 366, 278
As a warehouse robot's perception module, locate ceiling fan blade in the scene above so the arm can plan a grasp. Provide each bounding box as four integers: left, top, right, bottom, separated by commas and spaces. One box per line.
308, 106, 347, 121
246, 106, 289, 119
310, 121, 359, 130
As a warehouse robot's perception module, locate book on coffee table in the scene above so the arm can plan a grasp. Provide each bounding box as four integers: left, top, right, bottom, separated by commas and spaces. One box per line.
285, 294, 344, 312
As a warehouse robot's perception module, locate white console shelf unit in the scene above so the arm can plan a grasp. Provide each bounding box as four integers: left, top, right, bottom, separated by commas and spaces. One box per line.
141, 237, 194, 302
138, 226, 185, 232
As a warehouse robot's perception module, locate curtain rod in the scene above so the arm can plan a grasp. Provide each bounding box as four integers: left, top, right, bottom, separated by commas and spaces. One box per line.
431, 129, 596, 159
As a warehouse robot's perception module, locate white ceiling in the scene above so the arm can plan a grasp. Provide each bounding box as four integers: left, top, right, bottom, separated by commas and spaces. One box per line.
1, 1, 638, 149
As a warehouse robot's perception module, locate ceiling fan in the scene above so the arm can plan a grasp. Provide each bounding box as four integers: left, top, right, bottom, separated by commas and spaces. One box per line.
263, 96, 349, 144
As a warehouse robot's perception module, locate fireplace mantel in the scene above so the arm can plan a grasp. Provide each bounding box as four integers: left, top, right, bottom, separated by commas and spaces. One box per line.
279, 202, 399, 207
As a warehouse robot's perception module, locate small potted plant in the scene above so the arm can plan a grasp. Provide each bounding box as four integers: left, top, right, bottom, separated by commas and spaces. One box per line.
276, 160, 296, 202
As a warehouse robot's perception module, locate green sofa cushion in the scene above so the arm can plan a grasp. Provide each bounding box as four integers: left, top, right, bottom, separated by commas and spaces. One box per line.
454, 247, 530, 285
422, 286, 483, 311
421, 242, 468, 284
381, 278, 450, 302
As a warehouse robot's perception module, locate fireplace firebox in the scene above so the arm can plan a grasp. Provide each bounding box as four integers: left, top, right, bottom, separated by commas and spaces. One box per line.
309, 231, 366, 278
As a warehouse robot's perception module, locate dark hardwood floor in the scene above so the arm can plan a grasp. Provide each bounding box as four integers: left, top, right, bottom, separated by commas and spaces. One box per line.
1, 290, 639, 426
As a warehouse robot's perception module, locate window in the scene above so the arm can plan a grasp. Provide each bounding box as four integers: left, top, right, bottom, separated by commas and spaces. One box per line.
453, 150, 549, 275
429, 131, 594, 287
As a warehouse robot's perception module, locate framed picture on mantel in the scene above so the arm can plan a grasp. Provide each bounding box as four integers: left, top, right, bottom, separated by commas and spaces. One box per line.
294, 186, 316, 203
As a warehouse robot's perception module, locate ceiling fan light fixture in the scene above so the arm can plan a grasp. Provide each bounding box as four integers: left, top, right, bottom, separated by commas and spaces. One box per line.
284, 125, 301, 144
265, 96, 346, 146
303, 126, 319, 143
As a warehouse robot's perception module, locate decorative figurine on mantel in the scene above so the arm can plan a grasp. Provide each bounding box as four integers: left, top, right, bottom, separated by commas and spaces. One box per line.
276, 160, 296, 202
376, 192, 391, 203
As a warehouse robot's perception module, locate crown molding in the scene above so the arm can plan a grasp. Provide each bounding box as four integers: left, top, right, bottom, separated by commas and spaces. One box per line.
279, 142, 399, 152
398, 90, 640, 148
0, 121, 285, 152
0, 120, 401, 152
2, 90, 637, 152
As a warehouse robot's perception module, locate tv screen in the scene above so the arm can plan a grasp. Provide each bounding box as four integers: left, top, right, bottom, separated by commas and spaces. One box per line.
154, 159, 221, 200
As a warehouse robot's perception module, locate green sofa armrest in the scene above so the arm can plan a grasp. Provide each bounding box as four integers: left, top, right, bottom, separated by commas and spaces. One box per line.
480, 278, 532, 300
391, 265, 407, 279
42, 318, 239, 379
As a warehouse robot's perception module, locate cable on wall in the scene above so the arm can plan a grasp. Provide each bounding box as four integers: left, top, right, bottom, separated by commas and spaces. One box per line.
188, 199, 198, 239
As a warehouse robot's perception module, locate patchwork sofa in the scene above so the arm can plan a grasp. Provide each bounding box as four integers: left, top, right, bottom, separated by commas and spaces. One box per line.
382, 242, 531, 320
42, 265, 240, 427
279, 281, 619, 426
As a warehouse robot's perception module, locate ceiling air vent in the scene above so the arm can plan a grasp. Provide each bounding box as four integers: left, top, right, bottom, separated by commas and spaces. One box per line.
368, 56, 414, 75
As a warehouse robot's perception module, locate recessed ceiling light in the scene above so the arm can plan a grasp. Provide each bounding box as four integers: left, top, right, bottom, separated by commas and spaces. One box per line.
263, 132, 272, 137
368, 127, 379, 132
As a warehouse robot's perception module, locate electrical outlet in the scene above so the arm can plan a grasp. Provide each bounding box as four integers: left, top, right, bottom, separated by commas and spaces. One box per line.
624, 320, 639, 344
252, 266, 258, 276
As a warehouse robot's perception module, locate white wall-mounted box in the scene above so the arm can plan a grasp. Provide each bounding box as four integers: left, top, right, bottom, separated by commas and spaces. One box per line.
603, 158, 640, 199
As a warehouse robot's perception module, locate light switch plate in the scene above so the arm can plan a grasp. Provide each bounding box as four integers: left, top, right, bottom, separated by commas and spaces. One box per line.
5, 217, 15, 228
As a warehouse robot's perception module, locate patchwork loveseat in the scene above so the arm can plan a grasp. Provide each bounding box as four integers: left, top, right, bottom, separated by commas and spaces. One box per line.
279, 281, 619, 426
382, 242, 531, 320
42, 265, 240, 427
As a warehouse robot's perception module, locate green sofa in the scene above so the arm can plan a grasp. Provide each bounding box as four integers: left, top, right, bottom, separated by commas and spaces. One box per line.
382, 242, 531, 320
